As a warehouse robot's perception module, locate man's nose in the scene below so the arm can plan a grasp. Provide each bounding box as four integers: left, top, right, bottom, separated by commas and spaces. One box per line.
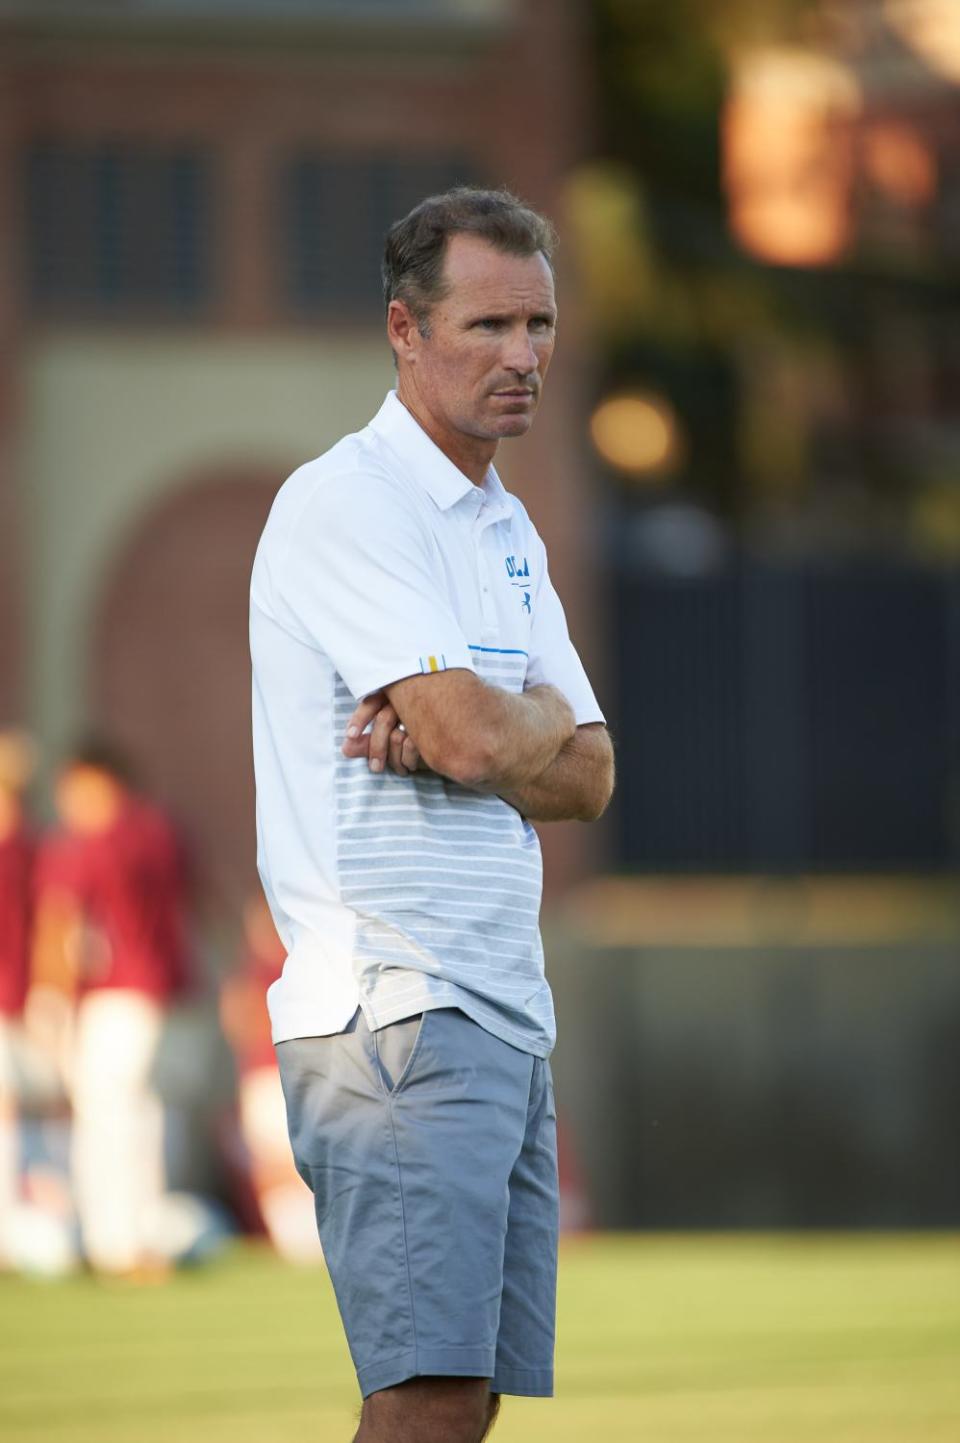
502, 328, 539, 376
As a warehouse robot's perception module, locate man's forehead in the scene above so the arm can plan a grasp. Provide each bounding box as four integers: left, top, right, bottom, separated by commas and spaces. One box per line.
439, 233, 555, 307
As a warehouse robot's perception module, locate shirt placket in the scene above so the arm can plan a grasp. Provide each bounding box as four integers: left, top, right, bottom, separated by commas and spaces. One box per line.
473, 500, 501, 647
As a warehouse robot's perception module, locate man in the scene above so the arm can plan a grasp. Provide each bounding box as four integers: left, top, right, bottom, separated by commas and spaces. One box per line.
32, 743, 193, 1275
250, 187, 614, 1443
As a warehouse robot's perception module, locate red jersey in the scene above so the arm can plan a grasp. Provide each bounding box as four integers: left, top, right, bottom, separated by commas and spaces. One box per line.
37, 800, 193, 1002
0, 827, 33, 1017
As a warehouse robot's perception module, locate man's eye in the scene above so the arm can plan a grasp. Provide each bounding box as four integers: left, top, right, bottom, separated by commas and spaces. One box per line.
476, 318, 502, 331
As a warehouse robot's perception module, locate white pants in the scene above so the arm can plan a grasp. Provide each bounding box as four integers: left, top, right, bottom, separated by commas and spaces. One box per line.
71, 991, 165, 1272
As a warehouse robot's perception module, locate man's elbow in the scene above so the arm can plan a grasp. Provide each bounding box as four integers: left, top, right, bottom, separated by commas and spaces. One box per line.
575, 780, 613, 822
576, 748, 615, 822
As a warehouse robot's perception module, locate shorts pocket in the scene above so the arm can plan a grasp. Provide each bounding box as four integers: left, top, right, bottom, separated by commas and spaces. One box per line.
373, 1012, 426, 1096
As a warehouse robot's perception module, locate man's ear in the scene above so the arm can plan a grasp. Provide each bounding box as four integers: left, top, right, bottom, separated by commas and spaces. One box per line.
387, 298, 421, 362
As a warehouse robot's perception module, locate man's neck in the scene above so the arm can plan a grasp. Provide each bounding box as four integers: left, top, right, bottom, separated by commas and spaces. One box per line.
395, 383, 496, 487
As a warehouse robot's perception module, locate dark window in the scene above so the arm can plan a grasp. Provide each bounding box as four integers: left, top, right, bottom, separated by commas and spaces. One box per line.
25, 141, 211, 315
284, 153, 475, 317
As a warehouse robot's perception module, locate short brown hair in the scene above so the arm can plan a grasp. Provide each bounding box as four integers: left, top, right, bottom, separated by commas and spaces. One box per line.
382, 185, 555, 333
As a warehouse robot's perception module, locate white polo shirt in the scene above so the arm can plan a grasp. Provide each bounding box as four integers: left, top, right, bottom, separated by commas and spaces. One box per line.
250, 390, 604, 1057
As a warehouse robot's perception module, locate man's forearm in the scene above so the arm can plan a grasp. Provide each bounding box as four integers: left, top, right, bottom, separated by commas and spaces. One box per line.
461, 683, 576, 793
355, 674, 577, 792
498, 723, 615, 822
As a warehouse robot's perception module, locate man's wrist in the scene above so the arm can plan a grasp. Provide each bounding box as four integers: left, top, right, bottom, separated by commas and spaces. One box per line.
524, 684, 576, 747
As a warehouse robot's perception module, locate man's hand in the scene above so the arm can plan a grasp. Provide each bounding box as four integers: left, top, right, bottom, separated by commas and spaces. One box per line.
342, 691, 423, 777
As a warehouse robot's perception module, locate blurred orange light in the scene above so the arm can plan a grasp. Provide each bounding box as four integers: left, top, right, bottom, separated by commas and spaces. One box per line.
864, 121, 937, 206
723, 49, 861, 267
589, 393, 681, 479
885, 0, 960, 85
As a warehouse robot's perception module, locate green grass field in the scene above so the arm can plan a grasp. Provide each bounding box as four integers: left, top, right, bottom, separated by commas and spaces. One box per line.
2, 1235, 958, 1442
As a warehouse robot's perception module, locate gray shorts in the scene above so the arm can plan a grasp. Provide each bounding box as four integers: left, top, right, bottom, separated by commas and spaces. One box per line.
276, 1005, 558, 1399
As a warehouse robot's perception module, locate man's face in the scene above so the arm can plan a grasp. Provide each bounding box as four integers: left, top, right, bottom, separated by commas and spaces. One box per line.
402, 233, 557, 450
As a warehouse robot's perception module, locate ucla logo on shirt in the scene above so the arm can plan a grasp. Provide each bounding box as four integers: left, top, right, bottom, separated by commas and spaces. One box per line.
505, 555, 532, 614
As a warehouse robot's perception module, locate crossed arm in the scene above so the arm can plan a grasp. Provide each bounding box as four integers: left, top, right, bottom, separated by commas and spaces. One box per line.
342, 668, 614, 823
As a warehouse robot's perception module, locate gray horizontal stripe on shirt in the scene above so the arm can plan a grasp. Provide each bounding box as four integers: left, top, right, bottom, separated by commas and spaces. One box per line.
337, 841, 542, 863
336, 831, 542, 848
339, 866, 541, 892
334, 793, 514, 821
335, 810, 529, 836
339, 859, 540, 883
333, 778, 507, 805
352, 896, 539, 919
338, 829, 538, 854
338, 851, 537, 876
342, 871, 539, 894
335, 798, 532, 826
361, 917, 539, 942
333, 773, 502, 796
336, 822, 536, 841
337, 815, 536, 837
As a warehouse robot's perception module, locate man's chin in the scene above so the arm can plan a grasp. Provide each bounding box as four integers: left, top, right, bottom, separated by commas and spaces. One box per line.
490, 413, 535, 439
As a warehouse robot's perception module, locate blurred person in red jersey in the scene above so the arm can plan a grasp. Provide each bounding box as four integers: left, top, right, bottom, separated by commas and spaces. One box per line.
0, 732, 38, 1246
31, 740, 195, 1277
220, 890, 323, 1265
1, 730, 72, 1275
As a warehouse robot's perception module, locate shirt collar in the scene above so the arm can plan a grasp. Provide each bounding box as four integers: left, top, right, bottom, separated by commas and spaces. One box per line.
369, 390, 506, 514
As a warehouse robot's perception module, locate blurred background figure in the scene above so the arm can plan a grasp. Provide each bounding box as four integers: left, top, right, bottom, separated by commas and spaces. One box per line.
220, 890, 323, 1266
31, 741, 195, 1277
1, 730, 60, 1261
0, 728, 72, 1276
0, 730, 37, 1237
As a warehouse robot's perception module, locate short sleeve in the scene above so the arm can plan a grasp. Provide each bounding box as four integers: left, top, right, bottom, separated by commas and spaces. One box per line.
273, 471, 475, 700
525, 537, 605, 727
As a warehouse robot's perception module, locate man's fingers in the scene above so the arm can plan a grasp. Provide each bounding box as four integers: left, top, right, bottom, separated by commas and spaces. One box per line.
387, 727, 410, 776
340, 693, 417, 777
342, 692, 385, 757
347, 692, 386, 735
367, 705, 397, 773
400, 735, 421, 773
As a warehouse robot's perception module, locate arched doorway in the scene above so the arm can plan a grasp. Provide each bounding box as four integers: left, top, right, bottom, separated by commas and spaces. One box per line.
92, 471, 280, 910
